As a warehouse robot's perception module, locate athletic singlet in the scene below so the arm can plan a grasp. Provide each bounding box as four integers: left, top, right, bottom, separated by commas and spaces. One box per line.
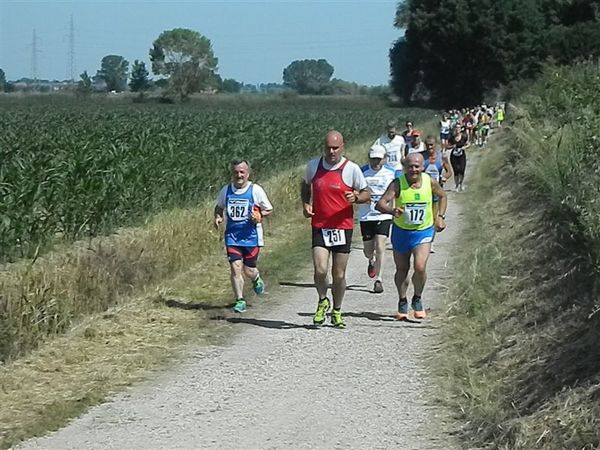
311, 158, 354, 230
440, 120, 451, 135
393, 173, 434, 231
424, 152, 443, 182
224, 184, 262, 247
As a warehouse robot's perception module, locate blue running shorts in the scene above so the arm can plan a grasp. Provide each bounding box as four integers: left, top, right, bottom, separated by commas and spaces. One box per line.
391, 225, 434, 254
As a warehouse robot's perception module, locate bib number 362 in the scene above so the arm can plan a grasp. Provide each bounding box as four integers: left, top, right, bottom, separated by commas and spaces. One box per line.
321, 229, 346, 247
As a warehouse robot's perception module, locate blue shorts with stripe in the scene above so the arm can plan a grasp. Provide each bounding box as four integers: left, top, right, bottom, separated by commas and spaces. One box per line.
391, 225, 434, 254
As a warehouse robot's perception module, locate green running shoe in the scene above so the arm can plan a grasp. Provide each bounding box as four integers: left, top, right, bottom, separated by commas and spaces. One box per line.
233, 299, 246, 313
313, 297, 330, 325
331, 309, 346, 329
253, 275, 265, 295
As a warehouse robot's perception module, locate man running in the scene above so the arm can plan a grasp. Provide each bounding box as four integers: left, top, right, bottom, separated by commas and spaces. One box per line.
359, 144, 396, 293
301, 130, 370, 328
372, 120, 405, 172
423, 137, 452, 253
376, 153, 447, 320
214, 159, 273, 313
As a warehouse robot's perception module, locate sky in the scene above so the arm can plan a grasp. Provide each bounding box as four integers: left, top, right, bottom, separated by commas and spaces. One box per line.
0, 0, 403, 86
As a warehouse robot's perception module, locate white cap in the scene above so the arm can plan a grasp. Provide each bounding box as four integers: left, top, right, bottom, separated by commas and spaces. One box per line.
369, 144, 386, 159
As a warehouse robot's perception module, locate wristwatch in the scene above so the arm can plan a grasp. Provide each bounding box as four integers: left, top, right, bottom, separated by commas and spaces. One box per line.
438, 214, 446, 219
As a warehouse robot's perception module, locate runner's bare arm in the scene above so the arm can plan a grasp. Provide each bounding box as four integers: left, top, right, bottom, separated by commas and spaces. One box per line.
442, 155, 453, 181
376, 179, 403, 217
431, 180, 447, 231
345, 188, 370, 204
300, 180, 314, 217
214, 205, 224, 229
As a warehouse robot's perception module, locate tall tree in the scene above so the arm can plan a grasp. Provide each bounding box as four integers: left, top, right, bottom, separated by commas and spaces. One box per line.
390, 0, 600, 106
77, 70, 93, 96
282, 59, 334, 95
96, 55, 129, 92
129, 60, 150, 92
149, 28, 218, 101
0, 68, 6, 92
220, 78, 242, 93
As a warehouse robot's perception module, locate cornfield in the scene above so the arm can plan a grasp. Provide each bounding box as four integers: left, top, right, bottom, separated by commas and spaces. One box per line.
0, 96, 427, 262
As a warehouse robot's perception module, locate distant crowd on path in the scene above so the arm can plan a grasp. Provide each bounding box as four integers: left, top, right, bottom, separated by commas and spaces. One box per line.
213, 103, 506, 325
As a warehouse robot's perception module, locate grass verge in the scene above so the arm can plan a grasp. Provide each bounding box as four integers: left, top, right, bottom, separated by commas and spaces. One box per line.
439, 129, 600, 449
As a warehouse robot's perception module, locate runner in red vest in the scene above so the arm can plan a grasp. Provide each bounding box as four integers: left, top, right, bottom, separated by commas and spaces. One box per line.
301, 130, 370, 328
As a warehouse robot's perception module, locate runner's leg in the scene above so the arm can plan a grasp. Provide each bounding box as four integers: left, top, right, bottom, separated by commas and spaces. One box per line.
411, 243, 431, 297
374, 234, 386, 279
331, 252, 350, 309
230, 260, 244, 299
312, 247, 330, 299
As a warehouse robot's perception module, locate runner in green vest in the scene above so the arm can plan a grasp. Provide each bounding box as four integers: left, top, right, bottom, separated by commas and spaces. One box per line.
376, 153, 448, 320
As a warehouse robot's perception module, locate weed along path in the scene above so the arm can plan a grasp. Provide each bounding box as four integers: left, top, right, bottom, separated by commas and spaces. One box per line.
19, 189, 465, 450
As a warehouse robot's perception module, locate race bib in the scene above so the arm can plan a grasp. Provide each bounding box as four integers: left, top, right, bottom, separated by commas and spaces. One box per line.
404, 203, 426, 225
387, 151, 398, 164
227, 199, 250, 221
321, 229, 346, 247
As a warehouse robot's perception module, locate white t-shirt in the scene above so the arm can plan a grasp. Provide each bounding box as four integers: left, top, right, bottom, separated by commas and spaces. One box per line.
407, 141, 426, 154
440, 120, 451, 134
358, 164, 395, 222
373, 134, 405, 169
303, 157, 368, 191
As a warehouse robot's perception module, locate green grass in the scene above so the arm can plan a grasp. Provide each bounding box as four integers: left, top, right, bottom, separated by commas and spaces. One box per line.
439, 127, 600, 449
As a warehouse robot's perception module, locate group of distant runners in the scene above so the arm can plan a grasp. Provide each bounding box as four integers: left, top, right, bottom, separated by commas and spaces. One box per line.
214, 104, 505, 327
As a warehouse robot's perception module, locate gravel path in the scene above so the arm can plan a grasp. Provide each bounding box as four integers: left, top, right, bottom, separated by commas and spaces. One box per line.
19, 191, 464, 450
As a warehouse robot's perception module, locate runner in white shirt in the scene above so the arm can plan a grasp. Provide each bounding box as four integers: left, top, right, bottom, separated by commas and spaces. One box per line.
373, 120, 405, 171
359, 144, 396, 293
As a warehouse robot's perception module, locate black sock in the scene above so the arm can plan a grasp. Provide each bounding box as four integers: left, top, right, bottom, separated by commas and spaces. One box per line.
399, 297, 408, 303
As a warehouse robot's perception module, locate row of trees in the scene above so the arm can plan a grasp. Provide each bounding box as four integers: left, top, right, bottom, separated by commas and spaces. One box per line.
390, 0, 600, 106
2, 28, 383, 100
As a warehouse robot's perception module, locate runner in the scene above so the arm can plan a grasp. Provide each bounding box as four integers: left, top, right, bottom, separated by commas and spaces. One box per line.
439, 113, 451, 151
423, 137, 452, 253
214, 159, 274, 313
496, 104, 505, 127
402, 120, 416, 148
448, 124, 468, 192
405, 130, 425, 157
359, 144, 396, 293
301, 130, 370, 328
372, 120, 405, 172
376, 153, 448, 320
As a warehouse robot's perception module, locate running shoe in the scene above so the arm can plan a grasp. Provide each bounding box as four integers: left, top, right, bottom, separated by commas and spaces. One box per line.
373, 280, 384, 293
396, 298, 409, 320
367, 259, 376, 278
253, 275, 265, 295
313, 297, 330, 325
412, 296, 426, 319
233, 299, 246, 313
331, 309, 346, 329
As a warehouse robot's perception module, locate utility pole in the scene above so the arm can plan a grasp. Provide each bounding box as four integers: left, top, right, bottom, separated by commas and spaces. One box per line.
67, 15, 76, 81
31, 28, 39, 83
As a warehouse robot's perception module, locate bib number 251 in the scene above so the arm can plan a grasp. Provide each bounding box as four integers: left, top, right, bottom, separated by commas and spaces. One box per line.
321, 229, 346, 247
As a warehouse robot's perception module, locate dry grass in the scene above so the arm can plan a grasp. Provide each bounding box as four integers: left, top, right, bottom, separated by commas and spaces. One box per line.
0, 141, 372, 449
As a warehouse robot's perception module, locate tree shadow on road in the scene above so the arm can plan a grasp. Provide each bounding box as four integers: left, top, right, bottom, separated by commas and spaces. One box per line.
211, 316, 317, 330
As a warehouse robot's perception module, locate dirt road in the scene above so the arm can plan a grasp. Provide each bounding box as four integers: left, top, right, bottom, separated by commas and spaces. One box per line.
19, 190, 463, 450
